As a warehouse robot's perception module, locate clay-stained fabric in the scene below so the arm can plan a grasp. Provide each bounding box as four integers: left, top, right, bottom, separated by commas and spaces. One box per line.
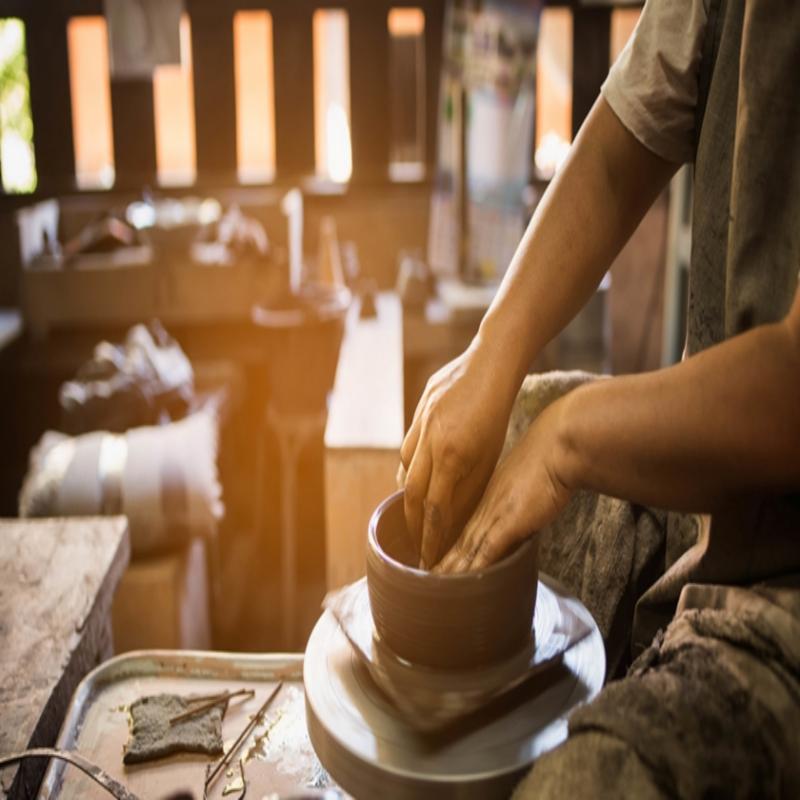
632, 0, 800, 658
688, 0, 800, 355
512, 583, 800, 799
503, 372, 699, 677
505, 0, 800, 791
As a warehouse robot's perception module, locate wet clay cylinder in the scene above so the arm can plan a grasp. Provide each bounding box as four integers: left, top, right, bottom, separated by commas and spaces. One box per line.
366, 491, 539, 670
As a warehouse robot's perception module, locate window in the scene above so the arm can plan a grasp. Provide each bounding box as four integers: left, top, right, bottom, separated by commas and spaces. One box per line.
610, 8, 641, 65
388, 8, 426, 182
67, 16, 115, 189
0, 18, 36, 193
233, 10, 276, 184
313, 10, 352, 184
534, 8, 572, 177
153, 14, 196, 186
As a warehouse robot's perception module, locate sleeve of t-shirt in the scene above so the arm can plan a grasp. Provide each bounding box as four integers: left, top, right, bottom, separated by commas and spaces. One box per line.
601, 0, 708, 165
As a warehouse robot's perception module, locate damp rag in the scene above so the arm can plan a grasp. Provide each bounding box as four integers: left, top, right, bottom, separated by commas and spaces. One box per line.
512, 584, 800, 798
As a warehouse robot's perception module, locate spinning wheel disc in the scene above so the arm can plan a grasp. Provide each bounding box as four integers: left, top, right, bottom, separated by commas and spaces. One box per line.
304, 575, 605, 799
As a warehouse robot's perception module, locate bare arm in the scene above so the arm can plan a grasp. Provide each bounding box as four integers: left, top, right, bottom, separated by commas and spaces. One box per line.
560, 285, 800, 510
476, 97, 677, 387
438, 285, 800, 572
401, 97, 677, 567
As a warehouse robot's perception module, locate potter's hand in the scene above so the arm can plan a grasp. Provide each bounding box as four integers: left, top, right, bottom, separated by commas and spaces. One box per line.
436, 397, 574, 573
400, 338, 520, 569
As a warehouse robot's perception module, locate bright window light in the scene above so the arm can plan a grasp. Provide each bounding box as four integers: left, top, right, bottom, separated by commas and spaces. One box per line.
388, 8, 426, 182
233, 10, 276, 184
153, 14, 196, 186
313, 10, 352, 184
611, 8, 641, 65
534, 8, 572, 177
67, 16, 115, 189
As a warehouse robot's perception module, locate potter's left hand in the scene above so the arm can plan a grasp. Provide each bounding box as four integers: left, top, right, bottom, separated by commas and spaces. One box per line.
435, 396, 575, 573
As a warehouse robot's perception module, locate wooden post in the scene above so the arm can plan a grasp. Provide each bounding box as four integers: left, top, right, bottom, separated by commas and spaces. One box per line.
423, 0, 445, 173
571, 3, 611, 138
110, 79, 158, 189
272, 4, 315, 181
349, 1, 391, 184
189, 1, 238, 186
24, 7, 76, 194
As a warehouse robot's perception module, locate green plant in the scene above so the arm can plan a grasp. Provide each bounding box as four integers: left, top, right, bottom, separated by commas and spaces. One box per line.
0, 18, 37, 193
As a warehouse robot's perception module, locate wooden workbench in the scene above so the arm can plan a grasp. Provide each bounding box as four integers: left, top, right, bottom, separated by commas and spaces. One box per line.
324, 292, 404, 589
0, 516, 130, 799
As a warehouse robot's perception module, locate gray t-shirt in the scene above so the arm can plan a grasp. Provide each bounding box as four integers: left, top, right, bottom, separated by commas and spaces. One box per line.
601, 0, 708, 164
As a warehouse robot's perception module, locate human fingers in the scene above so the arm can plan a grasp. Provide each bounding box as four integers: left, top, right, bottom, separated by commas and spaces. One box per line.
420, 466, 456, 569
400, 413, 422, 472
437, 517, 505, 574
433, 531, 472, 573
432, 543, 461, 574
464, 521, 509, 571
437, 473, 519, 574
434, 499, 484, 573
403, 441, 432, 559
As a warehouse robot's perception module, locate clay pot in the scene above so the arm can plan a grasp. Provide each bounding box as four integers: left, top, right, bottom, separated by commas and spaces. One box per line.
366, 490, 539, 670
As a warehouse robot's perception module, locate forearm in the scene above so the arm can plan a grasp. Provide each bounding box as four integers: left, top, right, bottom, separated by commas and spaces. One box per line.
476, 97, 677, 388
558, 314, 800, 511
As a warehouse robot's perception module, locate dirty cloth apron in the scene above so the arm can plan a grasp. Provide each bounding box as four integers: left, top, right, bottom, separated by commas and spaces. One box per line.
509, 0, 800, 795
631, 0, 800, 658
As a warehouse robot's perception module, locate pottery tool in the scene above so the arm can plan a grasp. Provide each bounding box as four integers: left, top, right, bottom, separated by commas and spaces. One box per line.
304, 574, 605, 799
204, 681, 283, 792
169, 689, 255, 725
0, 748, 140, 800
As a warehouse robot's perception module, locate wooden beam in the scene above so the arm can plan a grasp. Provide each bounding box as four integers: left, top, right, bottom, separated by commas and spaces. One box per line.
349, 1, 391, 184
110, 79, 157, 189
272, 4, 315, 180
24, 7, 76, 194
423, 0, 445, 173
571, 3, 611, 137
64, 0, 104, 14
188, 1, 238, 185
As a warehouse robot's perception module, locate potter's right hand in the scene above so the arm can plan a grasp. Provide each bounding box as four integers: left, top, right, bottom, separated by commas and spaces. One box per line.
400, 337, 519, 569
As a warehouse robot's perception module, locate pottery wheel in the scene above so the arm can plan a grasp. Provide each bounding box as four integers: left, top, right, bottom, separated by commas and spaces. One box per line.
304, 574, 605, 799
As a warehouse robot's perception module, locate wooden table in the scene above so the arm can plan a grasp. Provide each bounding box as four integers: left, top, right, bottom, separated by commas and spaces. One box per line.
0, 517, 130, 799
324, 292, 404, 590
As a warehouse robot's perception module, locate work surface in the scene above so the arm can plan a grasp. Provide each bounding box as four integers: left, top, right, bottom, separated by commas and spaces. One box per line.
0, 517, 130, 798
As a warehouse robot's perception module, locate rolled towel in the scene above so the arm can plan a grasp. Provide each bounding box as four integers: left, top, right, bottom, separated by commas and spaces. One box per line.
19, 409, 223, 557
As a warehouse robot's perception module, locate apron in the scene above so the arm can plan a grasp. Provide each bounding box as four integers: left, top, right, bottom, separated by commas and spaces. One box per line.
632, 0, 800, 654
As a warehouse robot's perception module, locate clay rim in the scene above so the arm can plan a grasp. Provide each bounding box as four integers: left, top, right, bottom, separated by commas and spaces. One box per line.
368, 489, 535, 583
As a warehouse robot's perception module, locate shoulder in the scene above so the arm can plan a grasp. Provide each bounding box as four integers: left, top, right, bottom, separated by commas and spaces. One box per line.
601, 0, 709, 164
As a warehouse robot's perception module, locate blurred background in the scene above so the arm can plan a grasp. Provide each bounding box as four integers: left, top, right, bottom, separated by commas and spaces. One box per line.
0, 0, 690, 655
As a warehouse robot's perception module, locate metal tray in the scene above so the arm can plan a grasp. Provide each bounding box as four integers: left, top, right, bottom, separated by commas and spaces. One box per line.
39, 650, 339, 799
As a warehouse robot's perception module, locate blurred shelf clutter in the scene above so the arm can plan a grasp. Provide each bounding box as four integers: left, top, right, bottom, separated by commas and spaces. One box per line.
0, 0, 667, 665
18, 320, 222, 652
5, 187, 369, 654
15, 193, 282, 338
